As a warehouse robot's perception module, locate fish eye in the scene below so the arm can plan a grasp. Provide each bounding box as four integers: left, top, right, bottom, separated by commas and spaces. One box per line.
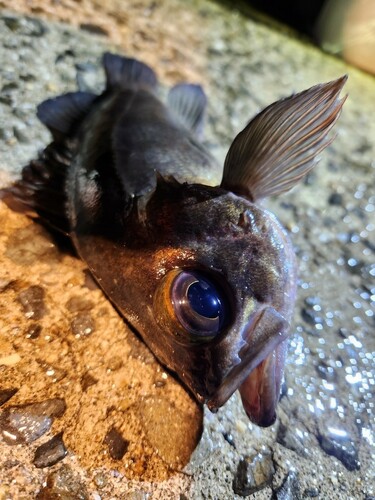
171, 271, 229, 337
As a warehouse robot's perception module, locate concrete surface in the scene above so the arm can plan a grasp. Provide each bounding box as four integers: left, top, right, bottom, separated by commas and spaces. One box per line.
0, 1, 374, 498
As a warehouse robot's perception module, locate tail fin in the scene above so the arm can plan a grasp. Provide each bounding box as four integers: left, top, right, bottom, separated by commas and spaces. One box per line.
103, 52, 158, 91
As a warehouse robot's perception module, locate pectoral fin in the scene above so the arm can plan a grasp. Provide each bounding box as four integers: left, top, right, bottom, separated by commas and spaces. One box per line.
37, 92, 97, 141
167, 83, 207, 138
221, 76, 347, 201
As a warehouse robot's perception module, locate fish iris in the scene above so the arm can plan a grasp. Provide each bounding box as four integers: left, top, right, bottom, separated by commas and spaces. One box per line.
171, 271, 227, 337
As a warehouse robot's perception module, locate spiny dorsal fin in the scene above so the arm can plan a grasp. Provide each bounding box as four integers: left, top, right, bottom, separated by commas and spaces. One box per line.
221, 76, 347, 201
103, 52, 157, 91
37, 91, 97, 141
167, 83, 207, 138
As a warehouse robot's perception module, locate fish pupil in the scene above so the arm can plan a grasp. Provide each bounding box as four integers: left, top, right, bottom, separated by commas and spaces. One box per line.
187, 280, 222, 320
170, 270, 229, 337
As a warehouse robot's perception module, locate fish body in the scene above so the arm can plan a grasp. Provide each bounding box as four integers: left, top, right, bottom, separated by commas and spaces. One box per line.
8, 54, 346, 426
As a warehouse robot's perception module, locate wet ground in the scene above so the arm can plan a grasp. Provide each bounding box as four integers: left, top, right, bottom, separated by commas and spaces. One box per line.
0, 1, 374, 498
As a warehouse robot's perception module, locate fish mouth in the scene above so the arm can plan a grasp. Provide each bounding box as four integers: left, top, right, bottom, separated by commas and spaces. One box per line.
206, 305, 288, 418
238, 343, 287, 427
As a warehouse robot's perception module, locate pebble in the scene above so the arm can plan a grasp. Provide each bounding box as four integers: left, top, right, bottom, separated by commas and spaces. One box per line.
2, 14, 23, 31
0, 128, 13, 141
301, 308, 324, 327
0, 387, 18, 406
276, 422, 309, 458
37, 359, 68, 383
0, 410, 52, 445
79, 23, 109, 36
0, 398, 66, 445
93, 472, 107, 488
232, 449, 275, 496
36, 464, 89, 499
304, 487, 320, 497
81, 372, 98, 391
272, 470, 300, 500
328, 192, 344, 206
17, 285, 47, 320
126, 491, 150, 500
315, 361, 337, 383
103, 427, 129, 460
25, 323, 42, 339
222, 432, 236, 448
76, 61, 100, 93
71, 313, 95, 337
65, 296, 94, 313
317, 418, 360, 471
0, 278, 14, 292
33, 432, 67, 468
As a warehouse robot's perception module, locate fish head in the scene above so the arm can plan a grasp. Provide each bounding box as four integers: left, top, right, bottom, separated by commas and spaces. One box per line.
127, 178, 297, 426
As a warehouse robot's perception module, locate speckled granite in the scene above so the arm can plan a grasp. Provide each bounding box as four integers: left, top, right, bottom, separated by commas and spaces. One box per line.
0, 1, 374, 498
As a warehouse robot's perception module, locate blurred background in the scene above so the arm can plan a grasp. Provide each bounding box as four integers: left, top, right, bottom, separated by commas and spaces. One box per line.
227, 0, 375, 75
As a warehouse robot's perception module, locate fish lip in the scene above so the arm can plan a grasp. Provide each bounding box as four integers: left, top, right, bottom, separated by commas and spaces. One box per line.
205, 306, 288, 411
239, 349, 283, 428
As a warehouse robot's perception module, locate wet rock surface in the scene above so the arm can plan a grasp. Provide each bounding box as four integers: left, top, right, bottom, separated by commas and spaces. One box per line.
0, 1, 374, 498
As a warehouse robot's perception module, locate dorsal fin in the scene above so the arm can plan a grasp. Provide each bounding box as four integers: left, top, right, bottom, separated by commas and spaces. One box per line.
167, 83, 207, 137
37, 91, 97, 141
221, 76, 347, 201
103, 52, 157, 91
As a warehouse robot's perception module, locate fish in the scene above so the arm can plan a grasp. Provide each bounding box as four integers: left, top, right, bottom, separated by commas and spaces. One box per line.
5, 53, 347, 427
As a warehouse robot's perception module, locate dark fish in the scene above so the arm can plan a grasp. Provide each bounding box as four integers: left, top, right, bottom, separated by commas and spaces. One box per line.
5, 54, 346, 426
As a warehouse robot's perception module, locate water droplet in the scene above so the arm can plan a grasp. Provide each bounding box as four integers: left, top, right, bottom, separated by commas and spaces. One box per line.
348, 258, 358, 267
